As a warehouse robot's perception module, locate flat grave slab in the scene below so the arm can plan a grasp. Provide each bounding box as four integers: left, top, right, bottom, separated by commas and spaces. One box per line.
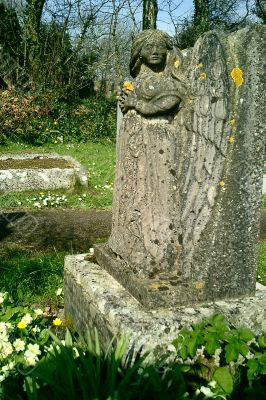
0, 153, 87, 192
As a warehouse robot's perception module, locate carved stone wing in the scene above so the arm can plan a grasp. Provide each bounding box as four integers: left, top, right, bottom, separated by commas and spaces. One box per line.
178, 32, 230, 278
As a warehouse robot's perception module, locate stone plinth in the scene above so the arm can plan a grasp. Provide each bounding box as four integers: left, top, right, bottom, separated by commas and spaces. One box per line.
64, 254, 266, 353
0, 153, 87, 192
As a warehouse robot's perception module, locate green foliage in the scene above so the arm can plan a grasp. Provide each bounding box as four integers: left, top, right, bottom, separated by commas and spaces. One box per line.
172, 314, 266, 398
0, 90, 116, 145
0, 292, 64, 396
1, 300, 266, 399
0, 247, 64, 306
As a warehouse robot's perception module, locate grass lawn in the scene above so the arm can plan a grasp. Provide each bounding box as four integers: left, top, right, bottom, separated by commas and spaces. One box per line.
0, 247, 65, 308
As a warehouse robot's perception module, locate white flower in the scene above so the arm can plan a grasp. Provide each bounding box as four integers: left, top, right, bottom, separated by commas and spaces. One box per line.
27, 343, 41, 356
0, 322, 7, 332
196, 345, 205, 358
21, 313, 33, 325
213, 347, 222, 367
2, 362, 14, 372
89, 248, 94, 255
0, 292, 7, 304
200, 386, 215, 397
34, 308, 43, 316
13, 338, 26, 352
24, 354, 37, 366
0, 374, 6, 383
1, 342, 13, 358
209, 381, 217, 389
246, 351, 254, 360
56, 288, 63, 296
24, 343, 41, 366
32, 325, 41, 334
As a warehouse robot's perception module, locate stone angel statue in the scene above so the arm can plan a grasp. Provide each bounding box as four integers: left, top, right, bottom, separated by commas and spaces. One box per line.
107, 27, 265, 304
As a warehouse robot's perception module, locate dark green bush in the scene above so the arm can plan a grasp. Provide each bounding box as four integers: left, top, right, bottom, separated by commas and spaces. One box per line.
0, 90, 116, 145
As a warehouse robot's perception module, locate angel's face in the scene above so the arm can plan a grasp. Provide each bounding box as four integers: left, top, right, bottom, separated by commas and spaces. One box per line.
139, 39, 167, 68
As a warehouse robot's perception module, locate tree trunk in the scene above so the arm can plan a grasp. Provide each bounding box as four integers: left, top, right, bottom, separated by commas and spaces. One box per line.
24, 0, 45, 83
142, 0, 158, 30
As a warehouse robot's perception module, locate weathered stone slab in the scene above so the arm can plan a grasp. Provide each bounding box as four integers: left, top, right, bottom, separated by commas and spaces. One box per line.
263, 175, 266, 194
64, 254, 266, 353
0, 153, 87, 192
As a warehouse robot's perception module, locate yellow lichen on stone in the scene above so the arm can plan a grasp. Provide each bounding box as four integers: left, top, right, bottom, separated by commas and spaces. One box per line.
230, 67, 244, 87
199, 72, 207, 80
123, 81, 134, 91
195, 281, 205, 289
148, 283, 161, 289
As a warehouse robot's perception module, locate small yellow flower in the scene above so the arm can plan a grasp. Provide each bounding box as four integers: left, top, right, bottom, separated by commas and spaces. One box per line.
230, 118, 236, 126
196, 63, 203, 68
53, 121, 58, 125
123, 81, 134, 92
230, 67, 244, 87
219, 180, 225, 188
17, 321, 27, 329
228, 136, 235, 144
45, 128, 49, 132
53, 318, 62, 326
199, 72, 207, 80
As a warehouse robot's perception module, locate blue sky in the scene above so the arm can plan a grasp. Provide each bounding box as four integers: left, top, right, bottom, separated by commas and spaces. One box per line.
157, 0, 194, 34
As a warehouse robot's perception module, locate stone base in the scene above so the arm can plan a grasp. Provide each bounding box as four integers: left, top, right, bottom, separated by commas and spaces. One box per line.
64, 254, 266, 354
94, 243, 258, 307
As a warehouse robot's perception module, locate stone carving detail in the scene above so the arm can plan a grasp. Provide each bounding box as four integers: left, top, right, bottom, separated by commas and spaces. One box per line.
105, 26, 265, 304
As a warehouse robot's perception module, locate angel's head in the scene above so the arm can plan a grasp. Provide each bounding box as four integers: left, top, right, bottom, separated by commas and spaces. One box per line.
130, 29, 182, 78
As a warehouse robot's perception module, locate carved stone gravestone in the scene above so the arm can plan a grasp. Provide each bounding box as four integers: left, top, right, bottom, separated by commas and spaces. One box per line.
65, 26, 266, 347
95, 27, 265, 307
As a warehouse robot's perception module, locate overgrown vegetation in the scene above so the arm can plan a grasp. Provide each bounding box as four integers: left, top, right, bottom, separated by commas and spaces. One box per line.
0, 291, 266, 399
0, 92, 116, 145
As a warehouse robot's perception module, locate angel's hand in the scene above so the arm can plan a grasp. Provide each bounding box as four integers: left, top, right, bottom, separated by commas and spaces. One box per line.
119, 91, 137, 114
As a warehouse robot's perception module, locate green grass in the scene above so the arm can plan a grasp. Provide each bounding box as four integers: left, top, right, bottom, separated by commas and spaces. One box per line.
0, 141, 116, 210
0, 247, 65, 307
262, 194, 266, 209
258, 240, 266, 285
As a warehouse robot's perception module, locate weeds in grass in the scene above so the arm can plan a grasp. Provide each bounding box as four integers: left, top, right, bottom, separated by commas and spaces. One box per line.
0, 248, 65, 307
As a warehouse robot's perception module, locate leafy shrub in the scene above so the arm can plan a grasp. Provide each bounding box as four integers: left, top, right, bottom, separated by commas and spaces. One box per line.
1, 295, 265, 400
0, 90, 116, 145
172, 314, 266, 399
